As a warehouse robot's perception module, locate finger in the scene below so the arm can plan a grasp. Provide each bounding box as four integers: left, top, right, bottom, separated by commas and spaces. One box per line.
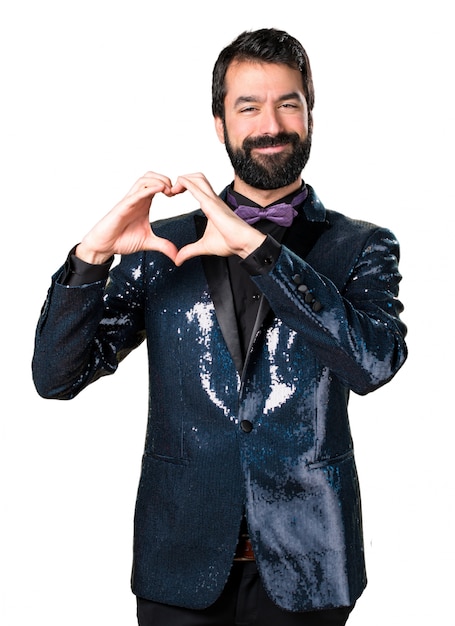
171, 178, 190, 196
142, 171, 174, 189
116, 182, 169, 216
172, 180, 220, 220
128, 172, 174, 197
172, 173, 214, 199
171, 184, 187, 197
142, 171, 176, 196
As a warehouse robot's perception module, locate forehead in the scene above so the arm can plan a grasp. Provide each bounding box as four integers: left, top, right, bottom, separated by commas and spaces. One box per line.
224, 60, 305, 102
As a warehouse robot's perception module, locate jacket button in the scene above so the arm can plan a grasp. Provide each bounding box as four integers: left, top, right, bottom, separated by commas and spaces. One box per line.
297, 283, 308, 293
312, 300, 323, 312
240, 420, 253, 433
292, 274, 302, 284
304, 292, 314, 304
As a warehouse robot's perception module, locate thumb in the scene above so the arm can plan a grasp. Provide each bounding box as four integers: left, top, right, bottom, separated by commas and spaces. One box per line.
174, 241, 205, 267
146, 235, 179, 264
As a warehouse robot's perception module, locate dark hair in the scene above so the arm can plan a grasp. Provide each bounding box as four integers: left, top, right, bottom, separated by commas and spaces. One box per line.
212, 28, 315, 119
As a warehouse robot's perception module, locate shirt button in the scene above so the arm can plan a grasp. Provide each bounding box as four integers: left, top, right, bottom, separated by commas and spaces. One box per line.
252, 293, 261, 301
240, 420, 253, 433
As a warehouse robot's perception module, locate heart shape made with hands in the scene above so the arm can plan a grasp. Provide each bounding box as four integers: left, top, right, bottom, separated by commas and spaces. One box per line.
144, 174, 265, 267
143, 174, 228, 265
77, 173, 265, 268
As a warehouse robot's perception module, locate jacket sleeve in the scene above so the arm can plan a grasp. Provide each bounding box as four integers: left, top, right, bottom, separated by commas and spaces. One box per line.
32, 253, 147, 400
249, 226, 407, 395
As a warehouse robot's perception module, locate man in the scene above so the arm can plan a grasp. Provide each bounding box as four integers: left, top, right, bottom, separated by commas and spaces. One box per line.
33, 28, 407, 625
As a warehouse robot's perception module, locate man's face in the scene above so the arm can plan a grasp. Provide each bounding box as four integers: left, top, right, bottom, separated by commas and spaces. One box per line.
215, 61, 311, 191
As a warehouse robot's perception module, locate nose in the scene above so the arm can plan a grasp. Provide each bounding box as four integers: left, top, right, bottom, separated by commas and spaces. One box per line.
257, 106, 283, 135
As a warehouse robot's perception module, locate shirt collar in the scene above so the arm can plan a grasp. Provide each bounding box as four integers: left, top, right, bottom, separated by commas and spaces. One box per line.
226, 182, 308, 212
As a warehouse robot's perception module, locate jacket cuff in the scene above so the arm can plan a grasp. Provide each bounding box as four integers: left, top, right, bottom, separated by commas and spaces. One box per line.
240, 235, 281, 276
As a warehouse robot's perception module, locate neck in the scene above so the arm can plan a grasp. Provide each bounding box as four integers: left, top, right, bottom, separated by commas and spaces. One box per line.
232, 176, 302, 206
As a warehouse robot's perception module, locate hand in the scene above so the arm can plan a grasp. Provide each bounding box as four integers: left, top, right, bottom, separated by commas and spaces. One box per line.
172, 173, 266, 266
76, 172, 179, 264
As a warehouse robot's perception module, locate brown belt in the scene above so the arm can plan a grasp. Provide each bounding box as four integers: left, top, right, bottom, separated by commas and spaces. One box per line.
234, 535, 255, 561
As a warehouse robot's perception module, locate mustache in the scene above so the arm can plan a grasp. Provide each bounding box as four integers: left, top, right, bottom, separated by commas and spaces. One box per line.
242, 132, 300, 151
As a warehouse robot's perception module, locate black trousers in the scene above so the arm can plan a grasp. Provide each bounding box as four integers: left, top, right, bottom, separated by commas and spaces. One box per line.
136, 562, 354, 626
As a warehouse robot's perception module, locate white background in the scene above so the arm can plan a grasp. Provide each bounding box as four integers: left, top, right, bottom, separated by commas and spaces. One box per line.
1, 1, 454, 623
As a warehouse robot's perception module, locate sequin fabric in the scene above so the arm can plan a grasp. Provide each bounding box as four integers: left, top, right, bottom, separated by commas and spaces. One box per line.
32, 185, 407, 611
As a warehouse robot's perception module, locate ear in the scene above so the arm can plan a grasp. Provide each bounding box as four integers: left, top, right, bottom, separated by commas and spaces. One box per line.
214, 116, 225, 144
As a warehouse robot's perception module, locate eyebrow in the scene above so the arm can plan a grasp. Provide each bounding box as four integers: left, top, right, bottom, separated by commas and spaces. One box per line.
234, 91, 303, 107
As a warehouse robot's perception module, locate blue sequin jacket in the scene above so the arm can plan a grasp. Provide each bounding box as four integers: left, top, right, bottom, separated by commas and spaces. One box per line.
32, 186, 407, 611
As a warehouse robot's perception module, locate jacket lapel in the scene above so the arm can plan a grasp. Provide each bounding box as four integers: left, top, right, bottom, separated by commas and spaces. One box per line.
195, 215, 244, 373
281, 212, 330, 260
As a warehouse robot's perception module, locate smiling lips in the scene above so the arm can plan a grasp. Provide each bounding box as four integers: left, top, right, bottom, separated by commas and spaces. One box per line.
253, 142, 291, 155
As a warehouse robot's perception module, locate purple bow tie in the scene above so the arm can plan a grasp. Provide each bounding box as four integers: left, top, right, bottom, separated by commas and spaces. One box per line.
228, 188, 308, 227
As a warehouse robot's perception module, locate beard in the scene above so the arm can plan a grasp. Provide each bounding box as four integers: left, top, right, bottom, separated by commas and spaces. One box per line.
223, 127, 312, 190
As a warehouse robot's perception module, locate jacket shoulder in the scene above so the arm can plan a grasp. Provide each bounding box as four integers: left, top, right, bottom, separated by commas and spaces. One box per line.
306, 208, 398, 291
325, 208, 380, 238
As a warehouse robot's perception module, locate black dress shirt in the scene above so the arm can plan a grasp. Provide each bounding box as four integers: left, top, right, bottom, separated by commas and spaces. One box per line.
225, 184, 306, 360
